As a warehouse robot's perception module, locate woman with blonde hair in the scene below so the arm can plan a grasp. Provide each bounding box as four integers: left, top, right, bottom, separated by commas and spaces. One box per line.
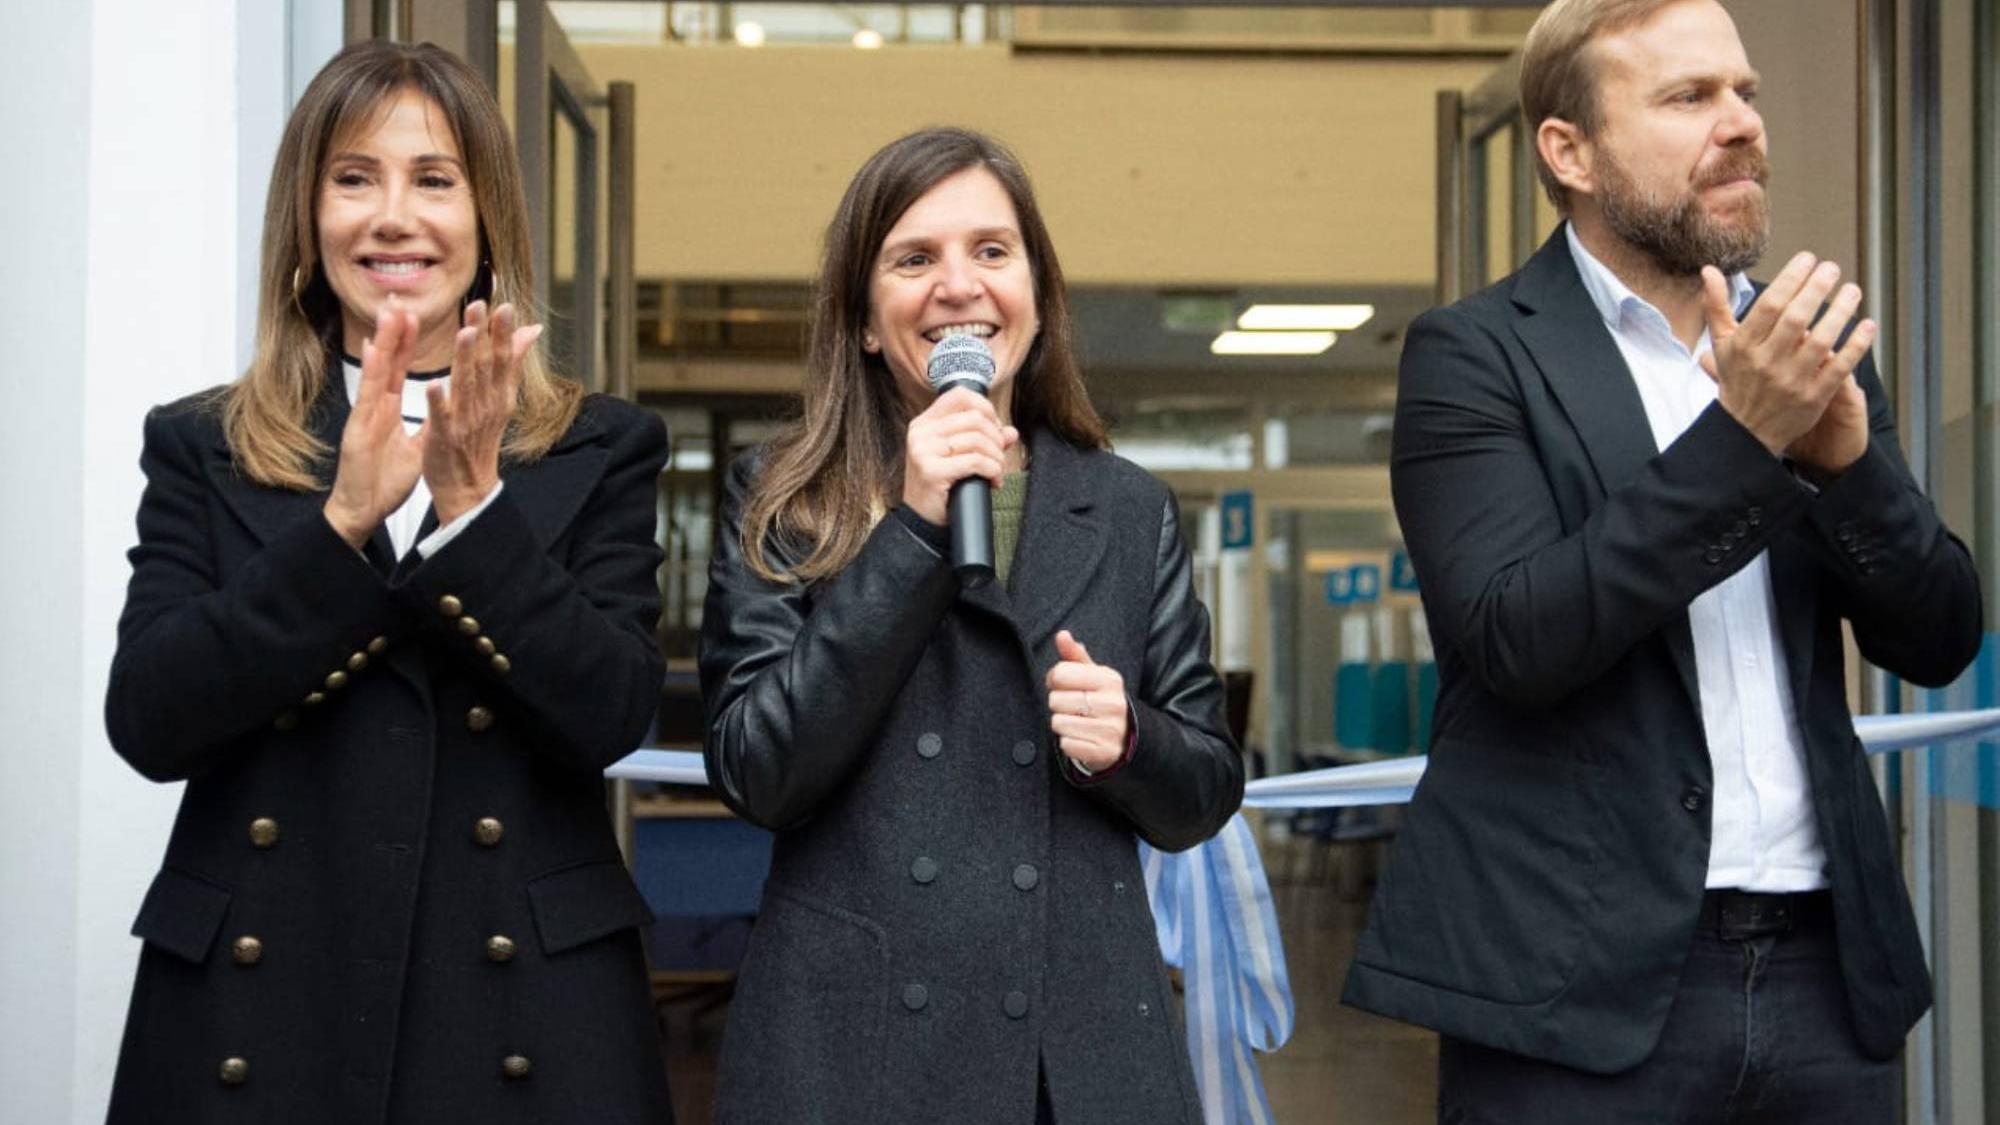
700, 126, 1242, 1125
104, 40, 672, 1123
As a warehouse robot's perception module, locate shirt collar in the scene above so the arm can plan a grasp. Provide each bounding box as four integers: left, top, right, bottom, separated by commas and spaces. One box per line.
1564, 222, 1754, 333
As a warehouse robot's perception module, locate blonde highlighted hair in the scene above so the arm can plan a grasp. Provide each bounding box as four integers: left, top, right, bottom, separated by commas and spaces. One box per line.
225, 39, 579, 490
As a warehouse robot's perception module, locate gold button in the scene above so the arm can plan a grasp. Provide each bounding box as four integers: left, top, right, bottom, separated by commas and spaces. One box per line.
219, 1057, 249, 1085
272, 710, 298, 732
486, 935, 517, 962
474, 817, 504, 846
302, 691, 326, 707
324, 670, 349, 691
490, 653, 511, 675
438, 594, 463, 618
232, 936, 263, 966
249, 818, 280, 849
367, 635, 389, 655
466, 706, 495, 733
346, 651, 368, 673
474, 636, 497, 657
456, 616, 481, 637
500, 1055, 531, 1080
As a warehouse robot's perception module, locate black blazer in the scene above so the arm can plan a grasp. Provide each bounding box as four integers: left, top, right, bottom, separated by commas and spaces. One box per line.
1342, 228, 1981, 1073
103, 379, 673, 1124
699, 429, 1244, 1125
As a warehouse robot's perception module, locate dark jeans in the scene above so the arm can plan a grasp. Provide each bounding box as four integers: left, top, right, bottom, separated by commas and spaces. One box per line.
1438, 897, 1897, 1124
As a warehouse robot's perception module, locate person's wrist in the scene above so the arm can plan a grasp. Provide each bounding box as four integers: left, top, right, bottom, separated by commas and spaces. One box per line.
321, 500, 373, 549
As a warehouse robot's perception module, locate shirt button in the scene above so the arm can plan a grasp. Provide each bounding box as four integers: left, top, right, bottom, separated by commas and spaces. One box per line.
438, 594, 463, 618
218, 1057, 249, 1085
1703, 548, 1724, 565
1138, 1000, 1152, 1017
1681, 788, 1705, 813
1012, 740, 1037, 767
474, 817, 505, 846
272, 709, 299, 732
466, 706, 495, 733
486, 935, 517, 962
1004, 991, 1029, 1019
1013, 864, 1040, 892
1746, 507, 1764, 527
456, 615, 481, 637
324, 670, 349, 691
500, 1055, 531, 1080
916, 733, 943, 760
910, 856, 939, 884
346, 651, 369, 673
902, 983, 929, 1011
367, 635, 390, 655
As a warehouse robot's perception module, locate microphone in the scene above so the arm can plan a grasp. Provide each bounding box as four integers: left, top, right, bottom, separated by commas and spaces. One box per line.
925, 333, 998, 588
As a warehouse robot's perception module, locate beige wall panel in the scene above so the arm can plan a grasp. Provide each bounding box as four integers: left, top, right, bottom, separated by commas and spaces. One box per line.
576, 44, 1497, 287
1725, 1, 1861, 280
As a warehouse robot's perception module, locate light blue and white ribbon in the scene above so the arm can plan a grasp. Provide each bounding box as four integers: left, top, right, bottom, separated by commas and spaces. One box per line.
1141, 814, 1293, 1125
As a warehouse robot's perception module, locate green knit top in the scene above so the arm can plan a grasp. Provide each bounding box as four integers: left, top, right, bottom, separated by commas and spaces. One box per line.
993, 470, 1029, 585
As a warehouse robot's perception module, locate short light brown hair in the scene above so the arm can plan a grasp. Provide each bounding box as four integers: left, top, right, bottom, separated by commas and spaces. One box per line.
1518, 0, 1680, 211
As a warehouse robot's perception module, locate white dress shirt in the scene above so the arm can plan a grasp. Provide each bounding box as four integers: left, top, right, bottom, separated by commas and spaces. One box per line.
1566, 226, 1827, 892
340, 358, 502, 561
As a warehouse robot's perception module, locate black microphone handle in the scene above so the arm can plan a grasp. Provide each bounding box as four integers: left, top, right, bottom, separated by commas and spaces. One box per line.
932, 372, 997, 588
948, 475, 994, 588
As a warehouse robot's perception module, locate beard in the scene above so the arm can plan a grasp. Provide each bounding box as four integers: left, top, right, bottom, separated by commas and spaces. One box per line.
1595, 145, 1770, 277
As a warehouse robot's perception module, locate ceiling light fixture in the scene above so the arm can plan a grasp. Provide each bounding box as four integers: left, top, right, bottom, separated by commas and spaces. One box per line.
734, 21, 766, 46
852, 28, 885, 49
1237, 304, 1375, 331
1210, 331, 1337, 356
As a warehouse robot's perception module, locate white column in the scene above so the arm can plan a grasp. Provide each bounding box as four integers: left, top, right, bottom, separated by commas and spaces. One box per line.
0, 2, 299, 1120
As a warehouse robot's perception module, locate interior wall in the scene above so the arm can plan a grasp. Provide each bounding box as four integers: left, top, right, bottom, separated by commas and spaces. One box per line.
577, 43, 1501, 288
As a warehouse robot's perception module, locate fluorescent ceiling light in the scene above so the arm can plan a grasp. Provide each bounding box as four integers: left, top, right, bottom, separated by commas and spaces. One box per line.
853, 28, 885, 48
1210, 330, 1337, 356
734, 20, 766, 46
1237, 304, 1374, 331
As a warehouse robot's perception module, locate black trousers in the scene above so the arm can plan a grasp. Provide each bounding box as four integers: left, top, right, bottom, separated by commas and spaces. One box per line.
1438, 894, 1897, 1124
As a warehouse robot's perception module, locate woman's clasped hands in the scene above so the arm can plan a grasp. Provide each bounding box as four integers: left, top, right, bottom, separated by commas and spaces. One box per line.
321, 296, 543, 548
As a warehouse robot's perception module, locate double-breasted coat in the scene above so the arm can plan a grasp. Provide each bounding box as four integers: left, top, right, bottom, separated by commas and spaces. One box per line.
104, 375, 674, 1124
699, 429, 1245, 1125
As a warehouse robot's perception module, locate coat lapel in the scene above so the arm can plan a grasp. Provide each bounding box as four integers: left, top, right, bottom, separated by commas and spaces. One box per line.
997, 429, 1109, 654
1510, 226, 1701, 715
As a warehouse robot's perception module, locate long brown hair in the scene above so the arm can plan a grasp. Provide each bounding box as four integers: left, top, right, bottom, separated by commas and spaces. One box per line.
224, 39, 580, 490
742, 127, 1107, 583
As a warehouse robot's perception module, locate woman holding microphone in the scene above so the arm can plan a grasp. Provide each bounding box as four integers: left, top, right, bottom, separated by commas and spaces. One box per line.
104, 41, 672, 1123
701, 126, 1243, 1125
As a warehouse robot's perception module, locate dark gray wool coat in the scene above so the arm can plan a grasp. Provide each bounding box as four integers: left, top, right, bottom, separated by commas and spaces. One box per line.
103, 376, 674, 1124
700, 428, 1245, 1125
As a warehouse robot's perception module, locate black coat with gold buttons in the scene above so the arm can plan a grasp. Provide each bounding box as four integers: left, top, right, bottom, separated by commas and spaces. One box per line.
103, 380, 673, 1124
699, 430, 1244, 1125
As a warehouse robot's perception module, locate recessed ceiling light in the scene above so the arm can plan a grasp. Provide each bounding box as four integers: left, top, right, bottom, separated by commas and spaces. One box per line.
734, 21, 766, 46
1237, 304, 1375, 331
1210, 330, 1337, 356
853, 28, 885, 49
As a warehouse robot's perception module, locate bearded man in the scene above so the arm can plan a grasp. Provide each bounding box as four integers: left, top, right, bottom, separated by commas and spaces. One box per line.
1341, 1, 1982, 1121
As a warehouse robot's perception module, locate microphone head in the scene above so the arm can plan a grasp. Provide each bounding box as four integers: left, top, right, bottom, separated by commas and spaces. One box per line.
925, 333, 996, 394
